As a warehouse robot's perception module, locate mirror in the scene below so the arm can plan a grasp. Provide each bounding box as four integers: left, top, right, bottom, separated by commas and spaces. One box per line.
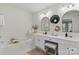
55, 25, 60, 32
41, 17, 50, 32
62, 10, 79, 32
50, 15, 60, 24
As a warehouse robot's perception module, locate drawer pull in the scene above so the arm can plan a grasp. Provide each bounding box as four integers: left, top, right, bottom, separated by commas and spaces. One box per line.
72, 49, 74, 51
67, 48, 69, 49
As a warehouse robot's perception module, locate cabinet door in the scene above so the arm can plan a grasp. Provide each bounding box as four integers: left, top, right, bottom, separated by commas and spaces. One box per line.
69, 47, 77, 55
58, 39, 79, 55
35, 35, 45, 50
58, 43, 69, 55
58, 40, 79, 55
76, 48, 79, 55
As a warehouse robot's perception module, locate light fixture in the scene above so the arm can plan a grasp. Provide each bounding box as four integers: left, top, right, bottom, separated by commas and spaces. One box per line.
40, 11, 51, 19
46, 11, 52, 17
67, 3, 75, 8
40, 13, 46, 18
0, 15, 5, 26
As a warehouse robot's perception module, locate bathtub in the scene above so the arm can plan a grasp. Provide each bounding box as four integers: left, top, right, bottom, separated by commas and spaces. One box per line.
0, 39, 34, 55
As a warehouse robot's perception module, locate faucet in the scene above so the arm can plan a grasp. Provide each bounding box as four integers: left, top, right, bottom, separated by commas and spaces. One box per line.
65, 32, 72, 38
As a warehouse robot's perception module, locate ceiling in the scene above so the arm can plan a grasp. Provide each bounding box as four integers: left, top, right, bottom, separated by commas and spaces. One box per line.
15, 3, 54, 13
0, 3, 55, 13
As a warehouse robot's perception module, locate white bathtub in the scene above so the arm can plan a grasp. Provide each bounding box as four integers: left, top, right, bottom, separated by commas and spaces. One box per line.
0, 39, 34, 55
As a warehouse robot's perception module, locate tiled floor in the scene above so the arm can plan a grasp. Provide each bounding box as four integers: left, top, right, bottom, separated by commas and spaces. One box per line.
28, 48, 46, 55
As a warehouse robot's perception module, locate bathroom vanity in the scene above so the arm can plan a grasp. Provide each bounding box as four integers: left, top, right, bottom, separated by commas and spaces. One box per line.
34, 33, 79, 55
34, 10, 79, 55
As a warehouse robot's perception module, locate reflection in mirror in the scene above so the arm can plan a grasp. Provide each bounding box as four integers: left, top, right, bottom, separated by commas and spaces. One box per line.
62, 10, 79, 32
62, 19, 72, 32
41, 17, 50, 33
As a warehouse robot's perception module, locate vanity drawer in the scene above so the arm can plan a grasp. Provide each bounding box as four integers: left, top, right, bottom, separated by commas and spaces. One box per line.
58, 43, 69, 55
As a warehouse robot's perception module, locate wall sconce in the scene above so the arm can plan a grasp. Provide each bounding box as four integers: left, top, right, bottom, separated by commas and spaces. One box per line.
67, 3, 75, 8
0, 14, 5, 26
40, 13, 46, 18
40, 11, 51, 19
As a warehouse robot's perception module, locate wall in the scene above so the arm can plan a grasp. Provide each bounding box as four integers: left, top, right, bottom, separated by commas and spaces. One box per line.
32, 3, 68, 34
32, 3, 79, 37
0, 5, 32, 42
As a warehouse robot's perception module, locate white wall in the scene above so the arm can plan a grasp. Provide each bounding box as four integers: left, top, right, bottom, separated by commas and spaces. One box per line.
0, 6, 32, 42
32, 3, 68, 34
32, 3, 79, 37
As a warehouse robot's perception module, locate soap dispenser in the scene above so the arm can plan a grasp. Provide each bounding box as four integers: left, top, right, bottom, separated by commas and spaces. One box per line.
65, 32, 68, 37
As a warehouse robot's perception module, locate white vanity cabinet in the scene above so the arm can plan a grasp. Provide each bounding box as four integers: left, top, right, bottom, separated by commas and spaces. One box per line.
34, 35, 58, 51
58, 39, 79, 55
35, 35, 45, 51
34, 33, 79, 55
58, 43, 69, 55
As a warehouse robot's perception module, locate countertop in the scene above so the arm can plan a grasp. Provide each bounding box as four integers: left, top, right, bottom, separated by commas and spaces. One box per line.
34, 33, 79, 43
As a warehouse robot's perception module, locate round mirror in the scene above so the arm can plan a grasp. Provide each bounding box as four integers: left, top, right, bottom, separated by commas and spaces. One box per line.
55, 25, 60, 32
50, 15, 60, 24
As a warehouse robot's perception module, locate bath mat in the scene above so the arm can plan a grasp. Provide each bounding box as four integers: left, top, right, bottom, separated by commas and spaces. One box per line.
28, 48, 45, 55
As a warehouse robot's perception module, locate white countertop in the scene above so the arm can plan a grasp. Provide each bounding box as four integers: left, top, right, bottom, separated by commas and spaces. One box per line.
34, 33, 79, 43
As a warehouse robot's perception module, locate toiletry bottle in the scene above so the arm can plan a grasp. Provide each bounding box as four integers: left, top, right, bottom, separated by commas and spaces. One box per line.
45, 32, 47, 35
65, 32, 68, 37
